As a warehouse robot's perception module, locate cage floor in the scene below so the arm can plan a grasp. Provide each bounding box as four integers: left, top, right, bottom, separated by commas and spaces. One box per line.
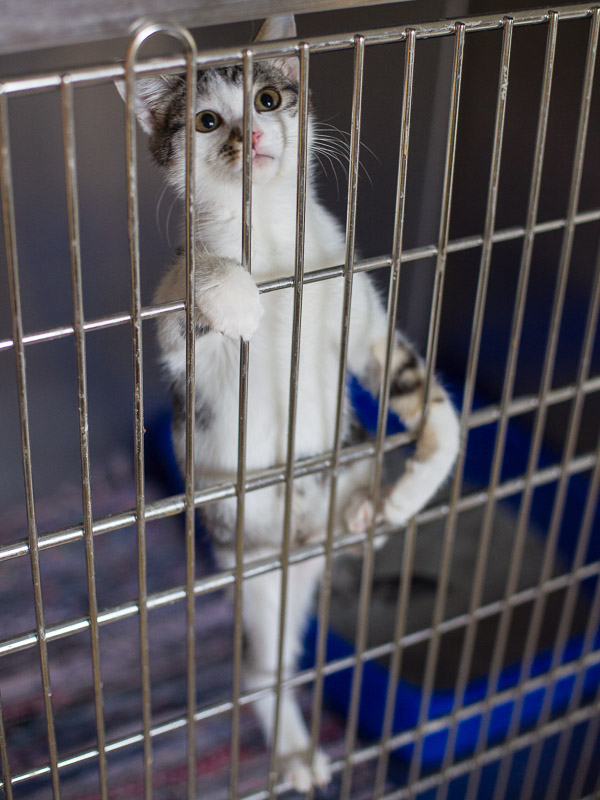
0, 452, 383, 800
329, 495, 592, 690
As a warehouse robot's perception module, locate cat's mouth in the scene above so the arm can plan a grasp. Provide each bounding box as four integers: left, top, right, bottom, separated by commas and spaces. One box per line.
252, 151, 275, 163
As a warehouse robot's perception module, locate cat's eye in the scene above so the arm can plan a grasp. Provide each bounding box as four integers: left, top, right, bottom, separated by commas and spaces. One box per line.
255, 88, 282, 112
195, 111, 222, 133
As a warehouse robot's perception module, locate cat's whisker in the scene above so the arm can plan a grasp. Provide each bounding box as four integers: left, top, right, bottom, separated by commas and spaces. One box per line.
165, 195, 178, 250
156, 183, 169, 243
312, 149, 341, 198
314, 138, 375, 192
313, 124, 380, 191
312, 146, 349, 183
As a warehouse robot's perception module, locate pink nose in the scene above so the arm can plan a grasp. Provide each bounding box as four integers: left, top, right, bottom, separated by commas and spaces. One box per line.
252, 129, 263, 149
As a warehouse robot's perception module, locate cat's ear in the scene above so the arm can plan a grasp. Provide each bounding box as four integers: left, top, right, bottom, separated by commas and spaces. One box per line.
114, 75, 183, 135
254, 15, 299, 81
254, 15, 297, 43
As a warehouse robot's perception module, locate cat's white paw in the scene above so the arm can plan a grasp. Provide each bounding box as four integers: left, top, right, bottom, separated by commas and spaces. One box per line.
282, 749, 331, 792
384, 462, 438, 525
284, 756, 313, 793
345, 490, 386, 550
345, 490, 375, 534
312, 748, 332, 787
200, 267, 263, 341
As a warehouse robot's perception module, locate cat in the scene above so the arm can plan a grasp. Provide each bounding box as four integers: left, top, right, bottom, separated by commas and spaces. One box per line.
121, 14, 459, 791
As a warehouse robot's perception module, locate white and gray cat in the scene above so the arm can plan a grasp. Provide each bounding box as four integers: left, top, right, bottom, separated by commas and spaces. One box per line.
123, 15, 459, 791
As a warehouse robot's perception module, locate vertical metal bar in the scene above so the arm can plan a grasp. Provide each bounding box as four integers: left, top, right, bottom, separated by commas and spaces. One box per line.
463, 13, 558, 796
365, 27, 418, 800
125, 26, 197, 800
344, 25, 465, 800
400, 23, 465, 799
489, 11, 599, 800
428, 19, 514, 800
565, 579, 600, 800
229, 47, 253, 800
124, 35, 153, 799
372, 521, 418, 799
0, 692, 14, 800
181, 37, 198, 800
0, 88, 62, 800
371, 32, 417, 798
305, 34, 365, 800
519, 241, 600, 800
545, 451, 600, 800
568, 672, 600, 800
331, 41, 370, 800
420, 21, 465, 409
60, 76, 108, 800
266, 41, 310, 800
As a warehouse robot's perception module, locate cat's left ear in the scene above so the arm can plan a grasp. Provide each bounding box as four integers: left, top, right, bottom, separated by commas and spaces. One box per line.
254, 15, 299, 80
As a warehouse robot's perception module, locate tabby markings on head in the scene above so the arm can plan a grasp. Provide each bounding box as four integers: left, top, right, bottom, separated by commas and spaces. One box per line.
149, 63, 300, 168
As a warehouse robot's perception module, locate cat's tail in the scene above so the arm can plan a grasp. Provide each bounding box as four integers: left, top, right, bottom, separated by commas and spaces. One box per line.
368, 335, 460, 526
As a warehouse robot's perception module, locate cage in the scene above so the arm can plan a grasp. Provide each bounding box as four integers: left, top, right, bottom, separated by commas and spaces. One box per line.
0, 1, 599, 800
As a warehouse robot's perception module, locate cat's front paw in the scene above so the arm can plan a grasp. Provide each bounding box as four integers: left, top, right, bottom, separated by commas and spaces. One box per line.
345, 490, 375, 534
344, 488, 385, 543
201, 267, 263, 341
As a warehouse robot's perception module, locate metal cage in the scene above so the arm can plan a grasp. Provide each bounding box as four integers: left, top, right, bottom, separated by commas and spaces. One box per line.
0, 2, 599, 799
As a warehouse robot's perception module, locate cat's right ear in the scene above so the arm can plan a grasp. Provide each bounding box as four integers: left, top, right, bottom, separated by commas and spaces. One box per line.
114, 76, 181, 135
253, 16, 299, 80
254, 15, 297, 43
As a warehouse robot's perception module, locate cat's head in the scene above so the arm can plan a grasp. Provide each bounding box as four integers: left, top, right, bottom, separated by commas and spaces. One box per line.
121, 16, 306, 196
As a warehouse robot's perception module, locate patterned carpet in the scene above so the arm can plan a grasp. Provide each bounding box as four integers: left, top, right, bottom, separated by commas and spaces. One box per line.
0, 452, 381, 800
3, 437, 599, 799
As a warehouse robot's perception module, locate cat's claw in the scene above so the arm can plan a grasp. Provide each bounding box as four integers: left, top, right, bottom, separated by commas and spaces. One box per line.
201, 267, 263, 342
282, 749, 331, 792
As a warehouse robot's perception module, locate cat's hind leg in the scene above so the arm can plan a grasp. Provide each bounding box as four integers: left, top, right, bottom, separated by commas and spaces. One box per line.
241, 553, 330, 791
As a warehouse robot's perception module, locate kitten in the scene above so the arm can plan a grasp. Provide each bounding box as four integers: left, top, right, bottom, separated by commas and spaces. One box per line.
123, 15, 459, 791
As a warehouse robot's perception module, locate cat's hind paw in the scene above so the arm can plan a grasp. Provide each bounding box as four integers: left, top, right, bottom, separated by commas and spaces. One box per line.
282, 748, 331, 792
201, 266, 263, 342
313, 748, 332, 787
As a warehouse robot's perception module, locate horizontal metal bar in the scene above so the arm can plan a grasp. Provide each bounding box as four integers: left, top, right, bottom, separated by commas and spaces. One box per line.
4, 639, 599, 794
0, 3, 596, 95
467, 376, 600, 428
2, 460, 599, 657
0, 406, 598, 567
2, 207, 600, 356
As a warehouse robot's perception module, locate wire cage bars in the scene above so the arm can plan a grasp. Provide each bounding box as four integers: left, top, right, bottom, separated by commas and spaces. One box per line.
0, 3, 599, 800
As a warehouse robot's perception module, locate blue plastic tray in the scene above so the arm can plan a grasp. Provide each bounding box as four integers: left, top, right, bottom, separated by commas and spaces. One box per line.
300, 378, 600, 774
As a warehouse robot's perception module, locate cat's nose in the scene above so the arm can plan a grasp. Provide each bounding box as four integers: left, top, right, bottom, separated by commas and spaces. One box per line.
252, 129, 263, 150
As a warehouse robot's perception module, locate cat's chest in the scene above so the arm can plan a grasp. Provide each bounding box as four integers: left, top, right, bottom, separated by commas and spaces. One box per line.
195, 279, 347, 471
202, 196, 344, 279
